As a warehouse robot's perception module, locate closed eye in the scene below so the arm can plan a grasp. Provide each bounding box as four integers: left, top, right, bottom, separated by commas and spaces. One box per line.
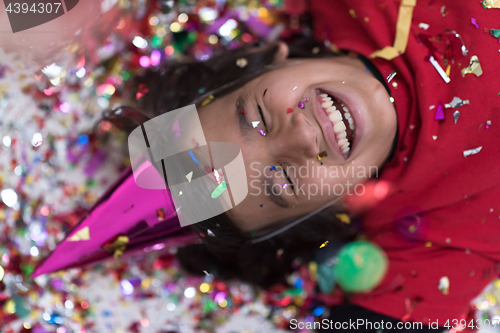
258, 104, 267, 131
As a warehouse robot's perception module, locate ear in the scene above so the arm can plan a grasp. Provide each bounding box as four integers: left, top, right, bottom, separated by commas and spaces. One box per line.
273, 41, 289, 64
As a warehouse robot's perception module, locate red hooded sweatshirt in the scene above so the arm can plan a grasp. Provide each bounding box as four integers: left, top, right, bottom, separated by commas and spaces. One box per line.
303, 0, 500, 324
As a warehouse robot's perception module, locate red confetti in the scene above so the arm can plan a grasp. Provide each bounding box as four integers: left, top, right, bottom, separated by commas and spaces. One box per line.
240, 109, 246, 114
136, 83, 149, 100
287, 108, 294, 114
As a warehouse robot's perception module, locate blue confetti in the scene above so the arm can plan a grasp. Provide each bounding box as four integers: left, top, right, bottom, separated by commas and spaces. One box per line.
189, 150, 200, 165
270, 166, 276, 171
313, 306, 325, 317
78, 134, 89, 145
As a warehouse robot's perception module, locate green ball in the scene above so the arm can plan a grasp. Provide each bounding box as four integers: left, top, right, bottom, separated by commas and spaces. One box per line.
333, 241, 388, 292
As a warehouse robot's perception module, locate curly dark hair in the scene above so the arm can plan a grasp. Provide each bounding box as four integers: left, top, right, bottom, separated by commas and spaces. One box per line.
102, 36, 358, 288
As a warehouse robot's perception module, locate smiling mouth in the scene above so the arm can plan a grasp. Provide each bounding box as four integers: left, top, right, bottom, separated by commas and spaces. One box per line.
318, 92, 356, 155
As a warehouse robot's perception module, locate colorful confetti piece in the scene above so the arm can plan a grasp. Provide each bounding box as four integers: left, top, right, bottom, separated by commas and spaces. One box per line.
257, 129, 266, 136
287, 108, 294, 114
319, 241, 329, 248
434, 102, 445, 120
211, 181, 227, 198
461, 55, 483, 77
463, 146, 483, 157
317, 151, 327, 161
236, 58, 248, 68
252, 121, 260, 128
189, 150, 200, 165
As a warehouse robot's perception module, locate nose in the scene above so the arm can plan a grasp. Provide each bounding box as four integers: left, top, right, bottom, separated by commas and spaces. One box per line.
269, 112, 318, 161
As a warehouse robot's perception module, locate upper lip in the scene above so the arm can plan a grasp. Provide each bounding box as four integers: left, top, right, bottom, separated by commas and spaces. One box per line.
312, 89, 346, 159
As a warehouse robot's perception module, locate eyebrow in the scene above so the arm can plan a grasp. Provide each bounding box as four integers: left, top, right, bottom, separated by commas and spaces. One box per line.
261, 173, 290, 208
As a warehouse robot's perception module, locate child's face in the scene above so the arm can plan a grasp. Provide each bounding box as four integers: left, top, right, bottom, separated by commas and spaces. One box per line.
199, 50, 397, 232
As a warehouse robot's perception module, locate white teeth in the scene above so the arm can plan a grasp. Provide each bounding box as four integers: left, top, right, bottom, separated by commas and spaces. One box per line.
328, 110, 342, 123
322, 100, 333, 108
333, 121, 346, 133
320, 93, 355, 154
338, 138, 348, 146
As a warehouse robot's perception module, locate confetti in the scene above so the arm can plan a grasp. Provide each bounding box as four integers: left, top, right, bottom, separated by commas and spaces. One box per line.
481, 0, 500, 8
287, 108, 294, 114
387, 71, 397, 82
276, 248, 284, 258
432, 136, 437, 140
293, 86, 297, 91
207, 229, 215, 237
304, 97, 309, 102
240, 109, 247, 114
453, 111, 460, 124
317, 151, 327, 161
461, 55, 483, 77
471, 18, 479, 28
201, 94, 215, 106
418, 22, 429, 30
270, 166, 276, 171
434, 102, 445, 120
491, 29, 500, 38
136, 83, 149, 100
252, 121, 260, 128
282, 183, 287, 189
445, 96, 470, 109
68, 226, 90, 241
429, 56, 450, 83
156, 208, 165, 220
370, 0, 415, 60
463, 147, 482, 157
185, 171, 193, 182
198, 87, 206, 94
189, 150, 200, 165
211, 181, 227, 198
438, 276, 450, 295
236, 58, 248, 68
335, 213, 351, 224
298, 102, 305, 109
486, 120, 492, 129
257, 129, 266, 136
319, 241, 329, 248
172, 120, 183, 139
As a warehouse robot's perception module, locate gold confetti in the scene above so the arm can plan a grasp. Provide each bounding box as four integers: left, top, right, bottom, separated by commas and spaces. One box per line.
317, 151, 327, 161
320, 241, 329, 248
336, 213, 351, 224
68, 226, 90, 241
349, 9, 357, 18
201, 94, 215, 107
461, 55, 483, 77
370, 0, 416, 60
438, 276, 450, 295
425, 241, 432, 247
103, 235, 129, 259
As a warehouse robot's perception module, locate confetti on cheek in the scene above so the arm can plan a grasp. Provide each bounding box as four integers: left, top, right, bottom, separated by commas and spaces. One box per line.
260, 204, 263, 207
471, 18, 479, 28
252, 121, 260, 128
317, 151, 327, 161
463, 146, 482, 157
287, 108, 294, 114
257, 129, 266, 136
270, 166, 276, 171
282, 183, 287, 189
293, 86, 297, 91
304, 97, 309, 102
298, 102, 305, 109
240, 109, 246, 114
